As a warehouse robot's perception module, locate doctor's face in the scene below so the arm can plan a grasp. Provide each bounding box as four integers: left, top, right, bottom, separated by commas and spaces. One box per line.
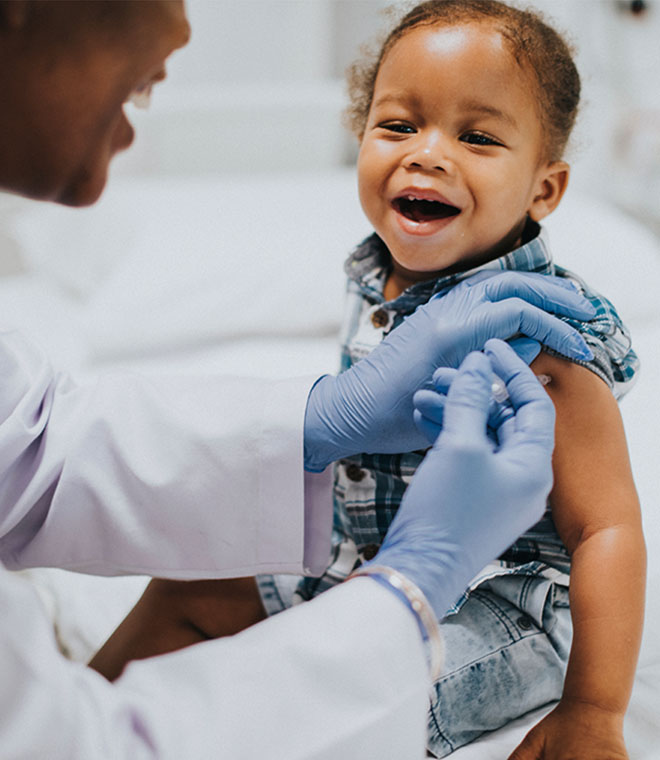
0, 0, 190, 206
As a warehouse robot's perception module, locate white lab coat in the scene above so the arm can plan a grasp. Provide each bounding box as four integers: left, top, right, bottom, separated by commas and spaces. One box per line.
0, 330, 430, 758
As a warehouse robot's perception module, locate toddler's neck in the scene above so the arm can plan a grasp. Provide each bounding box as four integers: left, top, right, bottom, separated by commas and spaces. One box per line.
382, 219, 540, 301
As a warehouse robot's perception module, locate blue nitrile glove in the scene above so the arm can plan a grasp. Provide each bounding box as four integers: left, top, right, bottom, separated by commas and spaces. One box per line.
369, 339, 556, 621
304, 270, 594, 472
411, 337, 539, 444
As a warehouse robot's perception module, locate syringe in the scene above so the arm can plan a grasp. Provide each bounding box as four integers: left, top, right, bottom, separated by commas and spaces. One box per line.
491, 373, 552, 403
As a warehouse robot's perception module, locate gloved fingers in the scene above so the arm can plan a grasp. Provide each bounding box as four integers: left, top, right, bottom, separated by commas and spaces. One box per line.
483, 339, 555, 449
438, 351, 493, 441
488, 401, 515, 438
413, 387, 448, 443
413, 407, 443, 444
493, 337, 541, 436
508, 336, 542, 365
429, 342, 535, 435
472, 271, 596, 321
425, 369, 514, 436
431, 337, 539, 371
413, 389, 446, 421
477, 298, 593, 362
431, 366, 458, 391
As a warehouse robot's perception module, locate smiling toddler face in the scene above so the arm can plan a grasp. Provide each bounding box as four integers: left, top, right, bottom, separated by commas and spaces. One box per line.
357, 22, 565, 291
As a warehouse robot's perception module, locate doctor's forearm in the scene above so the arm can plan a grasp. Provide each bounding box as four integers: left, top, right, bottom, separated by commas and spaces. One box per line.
3, 567, 430, 759
1, 330, 319, 576
113, 578, 430, 759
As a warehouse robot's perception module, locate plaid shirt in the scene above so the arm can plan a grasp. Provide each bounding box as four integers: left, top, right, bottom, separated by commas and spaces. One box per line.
297, 224, 639, 614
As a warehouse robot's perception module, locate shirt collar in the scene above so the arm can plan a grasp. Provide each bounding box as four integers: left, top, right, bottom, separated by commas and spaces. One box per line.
344, 221, 555, 311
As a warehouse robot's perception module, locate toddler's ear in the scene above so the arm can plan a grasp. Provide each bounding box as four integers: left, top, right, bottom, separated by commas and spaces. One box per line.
528, 161, 570, 222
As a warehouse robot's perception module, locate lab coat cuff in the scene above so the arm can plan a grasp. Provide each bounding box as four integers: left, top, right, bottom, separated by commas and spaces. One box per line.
303, 467, 333, 575
257, 376, 329, 573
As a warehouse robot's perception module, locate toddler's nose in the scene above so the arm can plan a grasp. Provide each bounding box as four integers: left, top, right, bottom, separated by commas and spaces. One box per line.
406, 133, 454, 174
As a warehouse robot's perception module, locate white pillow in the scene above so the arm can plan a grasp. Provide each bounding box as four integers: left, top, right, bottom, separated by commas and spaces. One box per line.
12, 168, 659, 361
12, 184, 147, 299
82, 170, 372, 360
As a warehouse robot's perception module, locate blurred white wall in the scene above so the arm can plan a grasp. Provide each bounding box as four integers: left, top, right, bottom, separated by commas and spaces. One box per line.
111, 0, 660, 234
2, 0, 658, 262
112, 0, 348, 176
528, 0, 660, 230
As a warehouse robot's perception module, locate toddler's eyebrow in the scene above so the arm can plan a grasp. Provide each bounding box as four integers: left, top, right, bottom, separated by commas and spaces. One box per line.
461, 101, 519, 129
371, 92, 419, 110
372, 93, 519, 132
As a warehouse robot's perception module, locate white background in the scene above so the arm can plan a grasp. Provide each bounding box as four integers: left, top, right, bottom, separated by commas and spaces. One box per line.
112, 0, 660, 229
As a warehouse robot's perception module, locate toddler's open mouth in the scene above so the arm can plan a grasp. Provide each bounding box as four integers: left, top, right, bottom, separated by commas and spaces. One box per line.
393, 196, 461, 223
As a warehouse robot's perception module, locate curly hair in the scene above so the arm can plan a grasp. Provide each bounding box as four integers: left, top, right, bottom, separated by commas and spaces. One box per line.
345, 0, 580, 161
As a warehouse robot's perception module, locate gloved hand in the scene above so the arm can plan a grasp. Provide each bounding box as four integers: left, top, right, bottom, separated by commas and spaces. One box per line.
369, 339, 556, 621
304, 271, 594, 472
411, 337, 538, 443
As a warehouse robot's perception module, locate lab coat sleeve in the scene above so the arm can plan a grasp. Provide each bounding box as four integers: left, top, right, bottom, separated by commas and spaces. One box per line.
0, 329, 331, 576
0, 570, 429, 760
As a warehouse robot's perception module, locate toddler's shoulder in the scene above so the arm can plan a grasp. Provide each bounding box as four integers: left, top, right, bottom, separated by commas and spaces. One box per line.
547, 266, 639, 400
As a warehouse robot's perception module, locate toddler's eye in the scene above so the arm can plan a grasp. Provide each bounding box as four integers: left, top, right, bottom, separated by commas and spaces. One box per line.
461, 132, 502, 147
379, 122, 416, 134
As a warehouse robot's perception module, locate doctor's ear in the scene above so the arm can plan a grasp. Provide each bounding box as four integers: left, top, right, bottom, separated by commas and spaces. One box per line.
0, 1, 29, 30
528, 161, 570, 222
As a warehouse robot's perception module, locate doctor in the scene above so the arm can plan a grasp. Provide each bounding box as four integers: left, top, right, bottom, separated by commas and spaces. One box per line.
0, 2, 597, 758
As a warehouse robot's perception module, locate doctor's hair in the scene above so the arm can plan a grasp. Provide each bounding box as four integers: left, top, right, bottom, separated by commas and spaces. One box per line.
345, 0, 581, 162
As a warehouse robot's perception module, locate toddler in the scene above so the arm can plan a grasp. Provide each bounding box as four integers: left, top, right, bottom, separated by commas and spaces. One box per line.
91, 2, 645, 758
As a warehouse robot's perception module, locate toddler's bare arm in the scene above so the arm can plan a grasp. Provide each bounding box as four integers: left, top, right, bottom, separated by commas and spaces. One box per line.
509, 352, 645, 760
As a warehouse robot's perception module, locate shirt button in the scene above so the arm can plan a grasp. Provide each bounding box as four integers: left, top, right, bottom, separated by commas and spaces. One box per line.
345, 463, 365, 482
362, 544, 380, 560
371, 308, 390, 329
517, 615, 533, 631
